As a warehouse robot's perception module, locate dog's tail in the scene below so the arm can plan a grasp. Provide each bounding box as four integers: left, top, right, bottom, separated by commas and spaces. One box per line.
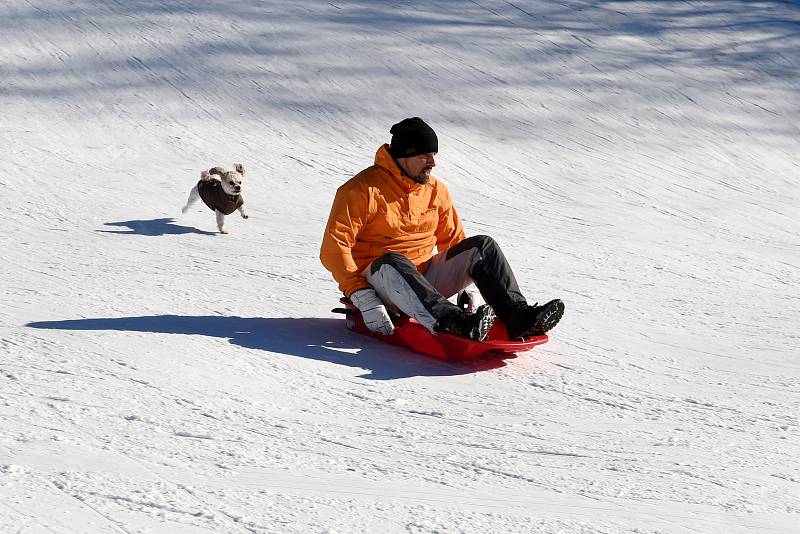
201, 166, 226, 181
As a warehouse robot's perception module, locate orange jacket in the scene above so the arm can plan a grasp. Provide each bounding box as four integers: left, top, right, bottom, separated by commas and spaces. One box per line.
320, 144, 466, 296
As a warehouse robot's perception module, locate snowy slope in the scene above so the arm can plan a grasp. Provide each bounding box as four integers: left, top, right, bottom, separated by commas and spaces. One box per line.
1, 1, 799, 532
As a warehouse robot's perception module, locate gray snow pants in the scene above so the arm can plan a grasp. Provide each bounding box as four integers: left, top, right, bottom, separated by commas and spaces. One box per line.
364, 235, 527, 331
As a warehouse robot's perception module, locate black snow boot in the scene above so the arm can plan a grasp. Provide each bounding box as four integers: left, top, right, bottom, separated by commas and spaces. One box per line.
434, 305, 496, 341
504, 299, 565, 340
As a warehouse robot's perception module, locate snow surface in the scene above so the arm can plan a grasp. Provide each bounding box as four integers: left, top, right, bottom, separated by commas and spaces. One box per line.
2, 1, 799, 532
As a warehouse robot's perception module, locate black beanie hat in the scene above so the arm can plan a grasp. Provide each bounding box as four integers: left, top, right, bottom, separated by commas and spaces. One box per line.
389, 117, 438, 158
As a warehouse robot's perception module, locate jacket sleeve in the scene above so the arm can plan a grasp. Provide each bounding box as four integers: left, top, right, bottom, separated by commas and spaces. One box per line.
434, 183, 466, 252
319, 182, 372, 296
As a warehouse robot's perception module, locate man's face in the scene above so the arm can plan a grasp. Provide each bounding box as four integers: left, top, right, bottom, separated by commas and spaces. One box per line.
398, 152, 437, 184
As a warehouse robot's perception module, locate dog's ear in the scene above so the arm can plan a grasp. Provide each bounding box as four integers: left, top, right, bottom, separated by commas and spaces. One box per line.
208, 166, 226, 177
233, 163, 245, 176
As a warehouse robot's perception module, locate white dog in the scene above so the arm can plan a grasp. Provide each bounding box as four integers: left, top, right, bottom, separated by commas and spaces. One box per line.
182, 164, 248, 233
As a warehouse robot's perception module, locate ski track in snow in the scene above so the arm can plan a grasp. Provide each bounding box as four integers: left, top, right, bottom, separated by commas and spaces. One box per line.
1, 1, 799, 533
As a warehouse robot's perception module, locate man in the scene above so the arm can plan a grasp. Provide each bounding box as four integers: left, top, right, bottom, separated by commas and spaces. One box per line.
320, 117, 564, 341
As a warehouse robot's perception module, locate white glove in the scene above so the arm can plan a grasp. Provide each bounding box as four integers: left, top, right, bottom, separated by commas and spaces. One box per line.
349, 289, 395, 336
457, 288, 481, 315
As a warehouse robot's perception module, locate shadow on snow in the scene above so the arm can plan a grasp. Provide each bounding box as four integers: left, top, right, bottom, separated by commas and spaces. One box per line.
26, 315, 511, 380
2, 1, 797, 109
100, 218, 217, 236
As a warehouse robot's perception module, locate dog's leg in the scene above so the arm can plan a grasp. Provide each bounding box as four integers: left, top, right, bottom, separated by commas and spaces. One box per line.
216, 210, 228, 233
238, 202, 249, 220
182, 185, 201, 214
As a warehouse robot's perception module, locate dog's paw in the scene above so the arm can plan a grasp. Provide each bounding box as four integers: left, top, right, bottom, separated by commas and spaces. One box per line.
181, 206, 189, 214
241, 214, 249, 219
219, 228, 229, 234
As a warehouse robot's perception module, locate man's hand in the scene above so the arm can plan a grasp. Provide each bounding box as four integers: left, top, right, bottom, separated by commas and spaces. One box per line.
457, 288, 481, 315
349, 289, 395, 336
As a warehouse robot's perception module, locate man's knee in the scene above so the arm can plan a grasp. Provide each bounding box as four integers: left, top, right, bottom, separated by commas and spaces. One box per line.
470, 234, 498, 252
446, 234, 499, 259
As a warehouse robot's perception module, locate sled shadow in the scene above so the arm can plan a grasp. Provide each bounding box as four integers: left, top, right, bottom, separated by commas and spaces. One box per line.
26, 315, 509, 380
100, 218, 216, 236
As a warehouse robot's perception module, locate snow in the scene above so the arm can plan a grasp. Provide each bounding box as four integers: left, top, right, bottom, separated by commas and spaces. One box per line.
1, 0, 798, 532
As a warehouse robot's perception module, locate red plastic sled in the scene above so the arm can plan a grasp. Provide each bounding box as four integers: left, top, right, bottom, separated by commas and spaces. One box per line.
334, 298, 548, 362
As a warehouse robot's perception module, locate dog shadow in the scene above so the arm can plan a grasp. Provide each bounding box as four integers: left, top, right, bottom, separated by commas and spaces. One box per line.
26, 315, 510, 380
100, 218, 216, 236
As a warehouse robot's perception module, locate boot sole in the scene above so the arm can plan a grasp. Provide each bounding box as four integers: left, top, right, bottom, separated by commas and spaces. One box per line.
474, 305, 496, 342
523, 299, 564, 337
